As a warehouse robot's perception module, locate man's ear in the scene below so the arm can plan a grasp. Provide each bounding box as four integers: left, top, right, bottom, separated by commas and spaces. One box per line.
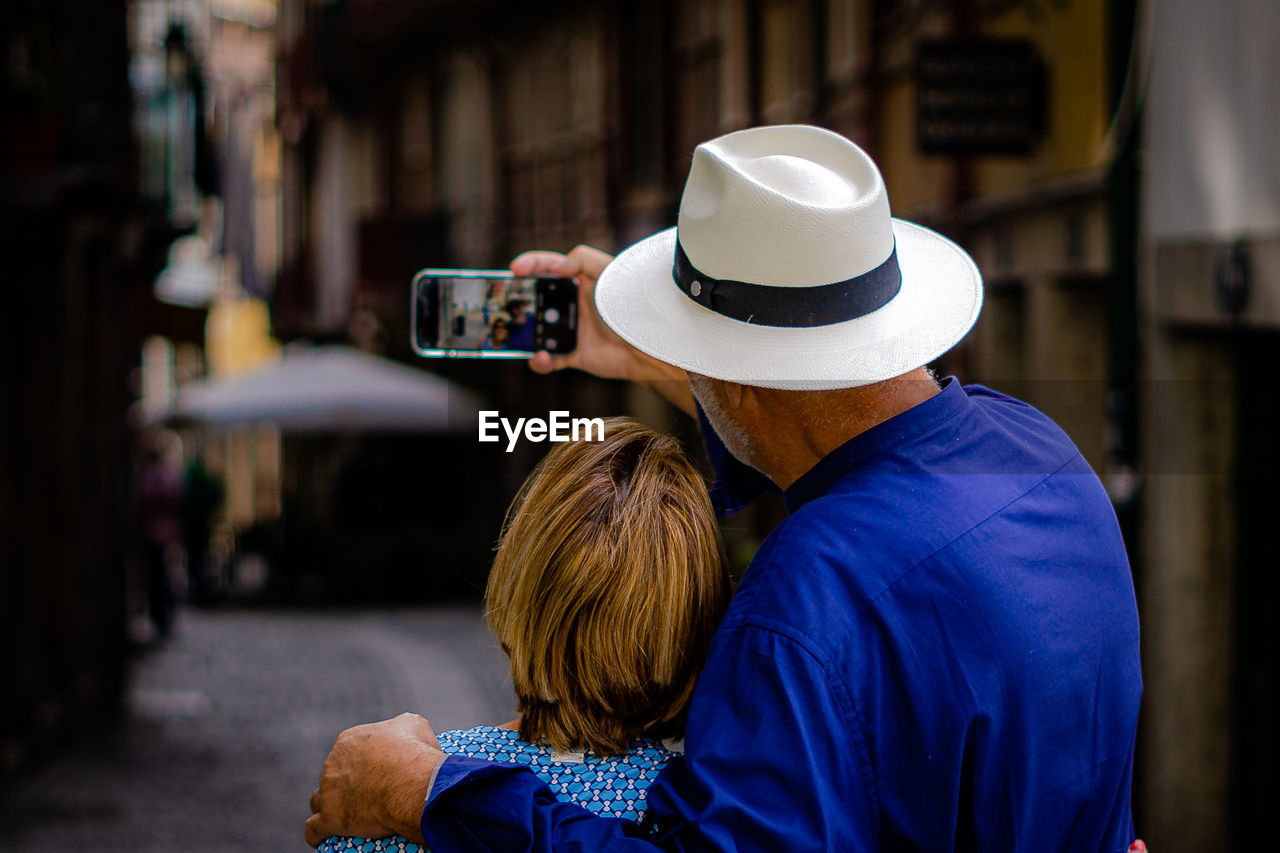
723, 381, 746, 410
737, 384, 781, 425
729, 382, 774, 420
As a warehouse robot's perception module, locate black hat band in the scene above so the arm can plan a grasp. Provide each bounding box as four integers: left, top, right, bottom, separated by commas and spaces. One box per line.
672, 240, 902, 328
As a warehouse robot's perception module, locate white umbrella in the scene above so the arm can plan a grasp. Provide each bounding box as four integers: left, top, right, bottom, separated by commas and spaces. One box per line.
167, 345, 482, 433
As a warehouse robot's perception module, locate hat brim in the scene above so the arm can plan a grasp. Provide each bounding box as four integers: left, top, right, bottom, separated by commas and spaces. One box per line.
594, 219, 983, 390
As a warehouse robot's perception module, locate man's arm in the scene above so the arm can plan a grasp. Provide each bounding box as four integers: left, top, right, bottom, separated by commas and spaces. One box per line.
419, 622, 874, 852
305, 625, 873, 851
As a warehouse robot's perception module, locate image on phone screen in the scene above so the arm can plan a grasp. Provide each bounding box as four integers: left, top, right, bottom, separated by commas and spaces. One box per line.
411, 270, 577, 358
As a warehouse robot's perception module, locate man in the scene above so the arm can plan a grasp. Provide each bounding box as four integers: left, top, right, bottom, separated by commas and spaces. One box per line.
306, 125, 1142, 850
504, 298, 536, 351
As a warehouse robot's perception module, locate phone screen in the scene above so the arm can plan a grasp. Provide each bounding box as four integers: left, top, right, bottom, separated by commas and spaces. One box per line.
411, 270, 577, 358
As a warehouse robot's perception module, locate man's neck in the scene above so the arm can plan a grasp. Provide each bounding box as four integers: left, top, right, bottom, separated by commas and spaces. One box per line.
757, 370, 941, 490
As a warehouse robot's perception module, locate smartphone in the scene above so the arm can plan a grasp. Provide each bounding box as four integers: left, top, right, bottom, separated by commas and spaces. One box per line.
411, 269, 577, 358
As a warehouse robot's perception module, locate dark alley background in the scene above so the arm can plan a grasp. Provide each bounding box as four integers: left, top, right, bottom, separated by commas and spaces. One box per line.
2, 1, 1278, 850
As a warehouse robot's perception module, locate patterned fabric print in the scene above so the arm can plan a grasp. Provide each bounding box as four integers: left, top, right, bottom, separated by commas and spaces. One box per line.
317, 726, 678, 853
320, 839, 422, 853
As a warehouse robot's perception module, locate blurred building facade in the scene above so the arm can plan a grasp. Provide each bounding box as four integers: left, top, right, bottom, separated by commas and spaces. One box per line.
1139, 1, 1280, 848
1, 0, 184, 780
4, 0, 1275, 848
1, 0, 285, 783
134, 0, 287, 593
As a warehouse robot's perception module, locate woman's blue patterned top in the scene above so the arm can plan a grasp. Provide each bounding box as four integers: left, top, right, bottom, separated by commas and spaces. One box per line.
317, 725, 680, 853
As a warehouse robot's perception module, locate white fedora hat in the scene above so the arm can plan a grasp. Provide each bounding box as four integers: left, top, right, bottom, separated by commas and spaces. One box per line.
594, 124, 983, 390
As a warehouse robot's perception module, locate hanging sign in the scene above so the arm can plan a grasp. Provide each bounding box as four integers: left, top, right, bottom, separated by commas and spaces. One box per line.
917, 39, 1046, 156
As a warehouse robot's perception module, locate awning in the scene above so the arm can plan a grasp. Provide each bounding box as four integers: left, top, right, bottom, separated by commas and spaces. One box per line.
165, 345, 482, 433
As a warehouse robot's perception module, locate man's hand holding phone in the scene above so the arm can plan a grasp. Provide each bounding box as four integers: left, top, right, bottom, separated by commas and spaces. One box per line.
409, 245, 693, 415
511, 245, 695, 416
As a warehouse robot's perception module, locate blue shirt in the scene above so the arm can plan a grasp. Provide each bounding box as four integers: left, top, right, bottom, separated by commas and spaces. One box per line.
423, 379, 1142, 851
508, 315, 536, 351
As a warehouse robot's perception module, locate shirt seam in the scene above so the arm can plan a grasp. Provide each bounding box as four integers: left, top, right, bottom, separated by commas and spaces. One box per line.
1037, 745, 1136, 801
718, 617, 882, 838
867, 452, 1081, 607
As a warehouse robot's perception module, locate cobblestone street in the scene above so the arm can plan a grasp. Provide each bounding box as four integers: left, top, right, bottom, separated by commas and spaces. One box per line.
0, 605, 512, 852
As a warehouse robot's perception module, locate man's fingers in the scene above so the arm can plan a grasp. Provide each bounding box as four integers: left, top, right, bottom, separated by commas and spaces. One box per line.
512, 245, 611, 281
393, 711, 442, 749
304, 813, 328, 847
529, 351, 573, 374
304, 714, 440, 846
563, 244, 612, 281
511, 251, 574, 277
529, 351, 554, 373
514, 245, 617, 380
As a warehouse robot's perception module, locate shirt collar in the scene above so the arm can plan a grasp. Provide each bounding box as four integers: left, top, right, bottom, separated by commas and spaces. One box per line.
783, 376, 971, 513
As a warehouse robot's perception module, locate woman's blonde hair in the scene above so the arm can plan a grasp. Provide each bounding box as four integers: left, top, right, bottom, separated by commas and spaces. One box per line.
485, 417, 731, 756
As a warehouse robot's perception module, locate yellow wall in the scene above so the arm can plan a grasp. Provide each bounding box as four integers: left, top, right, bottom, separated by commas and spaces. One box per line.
880, 74, 953, 216
201, 297, 282, 530
975, 0, 1109, 192
205, 296, 281, 378
878, 0, 1109, 213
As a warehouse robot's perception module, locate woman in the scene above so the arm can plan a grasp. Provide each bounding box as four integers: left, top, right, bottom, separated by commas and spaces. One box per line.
318, 418, 731, 851
481, 313, 511, 350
